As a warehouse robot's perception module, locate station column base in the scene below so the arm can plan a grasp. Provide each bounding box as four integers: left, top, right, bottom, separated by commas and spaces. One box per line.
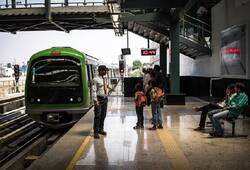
165, 93, 185, 105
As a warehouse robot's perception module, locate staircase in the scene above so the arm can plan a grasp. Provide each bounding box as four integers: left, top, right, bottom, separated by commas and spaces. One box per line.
108, 3, 212, 59
179, 14, 211, 58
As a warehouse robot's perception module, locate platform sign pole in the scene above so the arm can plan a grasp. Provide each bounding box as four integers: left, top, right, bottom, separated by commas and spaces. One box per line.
119, 55, 126, 94
13, 64, 19, 93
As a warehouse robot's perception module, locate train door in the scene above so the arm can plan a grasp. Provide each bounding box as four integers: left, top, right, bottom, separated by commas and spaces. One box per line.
86, 64, 94, 104
89, 64, 95, 102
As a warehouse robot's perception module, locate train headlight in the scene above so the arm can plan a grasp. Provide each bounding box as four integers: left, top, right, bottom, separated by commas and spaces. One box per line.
70, 98, 74, 102
77, 97, 82, 102
37, 98, 41, 102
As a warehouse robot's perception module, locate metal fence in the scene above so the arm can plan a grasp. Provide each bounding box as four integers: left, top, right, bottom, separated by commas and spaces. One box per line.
180, 14, 211, 48
0, 0, 108, 8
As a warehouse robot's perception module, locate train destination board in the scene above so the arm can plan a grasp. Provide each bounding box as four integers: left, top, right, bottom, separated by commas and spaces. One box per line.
141, 49, 157, 56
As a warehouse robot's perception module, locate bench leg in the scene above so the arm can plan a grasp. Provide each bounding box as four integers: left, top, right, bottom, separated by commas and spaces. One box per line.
232, 122, 235, 136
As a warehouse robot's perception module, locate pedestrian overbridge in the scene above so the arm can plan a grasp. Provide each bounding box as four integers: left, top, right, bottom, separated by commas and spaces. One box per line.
0, 0, 121, 34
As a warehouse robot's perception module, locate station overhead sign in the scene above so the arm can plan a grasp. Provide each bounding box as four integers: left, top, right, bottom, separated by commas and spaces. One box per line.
121, 48, 131, 55
141, 48, 157, 56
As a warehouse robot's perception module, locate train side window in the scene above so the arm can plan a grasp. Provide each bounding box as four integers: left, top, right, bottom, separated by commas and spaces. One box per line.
86, 64, 91, 82
90, 64, 94, 80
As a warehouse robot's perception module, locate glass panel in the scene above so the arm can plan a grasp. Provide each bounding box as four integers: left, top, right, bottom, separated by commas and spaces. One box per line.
27, 57, 83, 104
30, 57, 81, 87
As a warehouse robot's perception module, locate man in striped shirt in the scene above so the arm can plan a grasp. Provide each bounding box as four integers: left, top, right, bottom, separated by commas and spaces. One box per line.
93, 65, 109, 139
208, 82, 248, 137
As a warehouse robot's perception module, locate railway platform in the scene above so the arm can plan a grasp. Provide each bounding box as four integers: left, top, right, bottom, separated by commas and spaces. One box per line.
0, 93, 24, 103
0, 93, 24, 114
27, 87, 250, 170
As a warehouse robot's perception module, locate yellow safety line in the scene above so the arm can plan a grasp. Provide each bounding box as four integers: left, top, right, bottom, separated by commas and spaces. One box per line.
146, 109, 193, 170
157, 128, 193, 170
66, 134, 91, 170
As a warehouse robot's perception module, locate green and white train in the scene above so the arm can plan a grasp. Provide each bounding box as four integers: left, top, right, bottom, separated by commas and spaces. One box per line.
25, 47, 99, 128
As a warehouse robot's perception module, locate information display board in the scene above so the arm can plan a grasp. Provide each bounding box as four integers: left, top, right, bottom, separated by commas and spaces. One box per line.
141, 49, 157, 56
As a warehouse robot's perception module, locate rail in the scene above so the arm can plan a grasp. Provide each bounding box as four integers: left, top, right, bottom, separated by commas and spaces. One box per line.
0, 0, 108, 9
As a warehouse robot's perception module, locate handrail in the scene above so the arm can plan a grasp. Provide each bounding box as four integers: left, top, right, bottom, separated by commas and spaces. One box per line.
184, 14, 210, 27
180, 14, 211, 48
182, 20, 211, 34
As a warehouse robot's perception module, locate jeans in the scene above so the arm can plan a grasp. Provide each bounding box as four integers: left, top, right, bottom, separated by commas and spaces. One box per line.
151, 102, 162, 126
199, 103, 222, 128
135, 106, 144, 127
94, 97, 108, 134
208, 109, 229, 135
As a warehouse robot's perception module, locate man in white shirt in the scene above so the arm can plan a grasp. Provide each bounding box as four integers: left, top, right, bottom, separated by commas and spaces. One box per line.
93, 65, 109, 139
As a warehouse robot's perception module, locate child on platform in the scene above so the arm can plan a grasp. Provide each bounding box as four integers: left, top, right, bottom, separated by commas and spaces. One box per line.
149, 79, 164, 130
134, 83, 147, 129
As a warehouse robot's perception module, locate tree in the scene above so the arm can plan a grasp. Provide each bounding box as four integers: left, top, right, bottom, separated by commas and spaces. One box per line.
132, 60, 142, 70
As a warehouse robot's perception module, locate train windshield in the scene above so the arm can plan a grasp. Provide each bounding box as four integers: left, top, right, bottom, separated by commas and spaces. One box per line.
29, 58, 81, 87
27, 57, 83, 104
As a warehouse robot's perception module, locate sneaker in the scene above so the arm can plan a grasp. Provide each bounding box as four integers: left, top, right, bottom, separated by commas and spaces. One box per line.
133, 126, 141, 129
194, 107, 201, 112
94, 133, 100, 139
98, 130, 107, 136
149, 126, 157, 130
158, 124, 163, 129
194, 127, 205, 131
209, 132, 223, 137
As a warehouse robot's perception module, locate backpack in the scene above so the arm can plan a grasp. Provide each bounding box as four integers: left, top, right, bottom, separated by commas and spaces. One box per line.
151, 87, 164, 103
135, 91, 147, 107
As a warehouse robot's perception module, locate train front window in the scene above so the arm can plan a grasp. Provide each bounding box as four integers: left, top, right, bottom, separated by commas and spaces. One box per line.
28, 57, 83, 104
30, 58, 81, 87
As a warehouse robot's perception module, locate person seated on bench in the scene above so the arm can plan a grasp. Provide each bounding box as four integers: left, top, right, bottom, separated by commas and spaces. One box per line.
194, 84, 236, 131
208, 82, 248, 137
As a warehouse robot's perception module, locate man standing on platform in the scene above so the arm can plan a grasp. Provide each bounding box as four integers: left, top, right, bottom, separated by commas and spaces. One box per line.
93, 65, 109, 139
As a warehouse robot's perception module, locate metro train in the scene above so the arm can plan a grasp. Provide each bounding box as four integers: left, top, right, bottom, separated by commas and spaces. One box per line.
25, 47, 105, 128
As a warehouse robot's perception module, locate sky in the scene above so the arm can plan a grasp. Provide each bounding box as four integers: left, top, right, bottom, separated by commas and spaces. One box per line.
0, 30, 151, 66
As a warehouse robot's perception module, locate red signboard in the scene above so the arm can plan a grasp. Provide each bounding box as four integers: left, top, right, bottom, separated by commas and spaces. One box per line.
141, 49, 156, 56
224, 48, 240, 54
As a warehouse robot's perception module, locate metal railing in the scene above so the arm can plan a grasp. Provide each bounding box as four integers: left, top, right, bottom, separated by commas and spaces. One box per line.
0, 78, 25, 96
180, 14, 211, 48
0, 0, 108, 9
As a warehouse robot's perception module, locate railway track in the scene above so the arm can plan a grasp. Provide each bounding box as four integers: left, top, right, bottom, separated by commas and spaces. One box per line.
0, 108, 68, 169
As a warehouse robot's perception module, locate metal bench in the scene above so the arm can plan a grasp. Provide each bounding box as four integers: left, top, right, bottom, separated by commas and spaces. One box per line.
206, 117, 247, 137
224, 118, 236, 136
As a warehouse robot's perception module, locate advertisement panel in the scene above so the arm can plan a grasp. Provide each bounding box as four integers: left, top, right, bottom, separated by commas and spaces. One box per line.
221, 25, 246, 76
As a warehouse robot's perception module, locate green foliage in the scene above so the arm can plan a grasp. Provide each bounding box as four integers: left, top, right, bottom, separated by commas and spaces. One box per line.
132, 60, 142, 70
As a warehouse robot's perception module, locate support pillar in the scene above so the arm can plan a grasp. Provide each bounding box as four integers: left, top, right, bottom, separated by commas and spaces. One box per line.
64, 0, 68, 6
45, 0, 51, 21
5, 0, 8, 8
170, 20, 180, 94
166, 19, 185, 105
11, 0, 16, 8
160, 44, 167, 92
